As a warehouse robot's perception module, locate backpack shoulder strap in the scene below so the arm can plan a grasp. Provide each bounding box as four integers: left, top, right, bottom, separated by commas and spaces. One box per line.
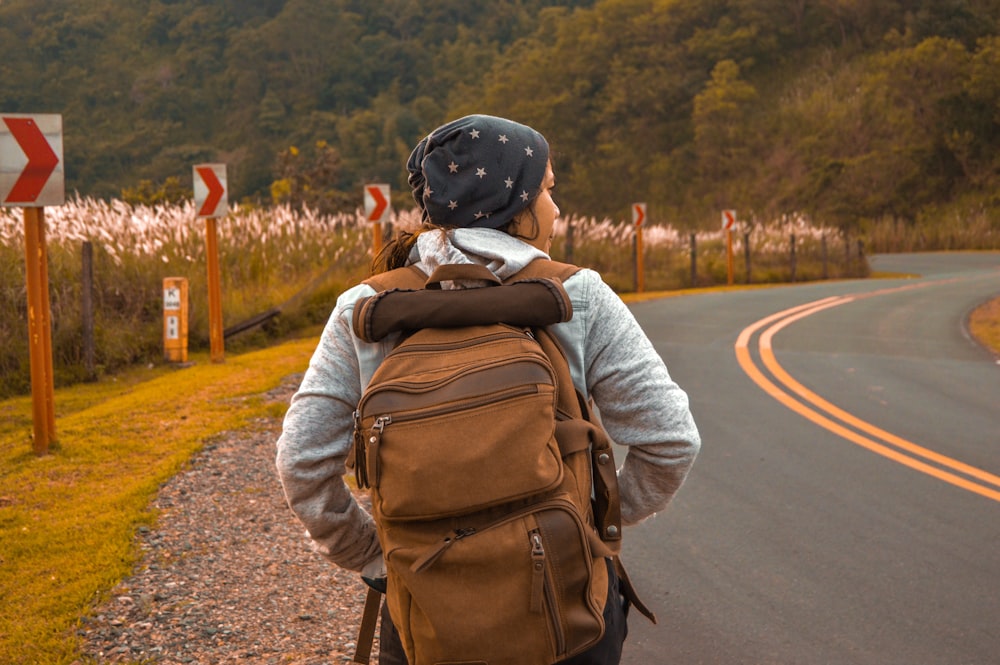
507, 258, 581, 284
363, 264, 427, 293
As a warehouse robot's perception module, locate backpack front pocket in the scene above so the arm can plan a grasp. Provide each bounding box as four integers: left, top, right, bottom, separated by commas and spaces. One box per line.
360, 358, 562, 520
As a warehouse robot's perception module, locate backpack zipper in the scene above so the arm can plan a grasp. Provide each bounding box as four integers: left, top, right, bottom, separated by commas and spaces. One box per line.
407, 497, 584, 572
529, 528, 566, 655
363, 383, 542, 489
409, 526, 478, 572
529, 531, 546, 613
365, 415, 391, 488
370, 383, 537, 429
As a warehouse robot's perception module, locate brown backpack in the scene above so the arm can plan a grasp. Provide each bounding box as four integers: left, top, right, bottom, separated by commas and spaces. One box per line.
348, 260, 651, 665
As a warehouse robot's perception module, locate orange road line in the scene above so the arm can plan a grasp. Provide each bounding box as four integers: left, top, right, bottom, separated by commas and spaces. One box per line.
735, 296, 1000, 504
759, 305, 1000, 491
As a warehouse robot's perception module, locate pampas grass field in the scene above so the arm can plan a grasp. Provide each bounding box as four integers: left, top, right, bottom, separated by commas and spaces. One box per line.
4, 197, 997, 398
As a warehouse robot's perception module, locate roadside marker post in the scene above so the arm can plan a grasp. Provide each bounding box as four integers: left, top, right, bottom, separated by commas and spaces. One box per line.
722, 209, 737, 285
163, 277, 189, 363
2, 113, 64, 454
193, 164, 228, 363
633, 203, 647, 293
364, 184, 391, 257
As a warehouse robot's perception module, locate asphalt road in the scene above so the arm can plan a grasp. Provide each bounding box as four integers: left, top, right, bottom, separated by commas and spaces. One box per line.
618, 252, 1000, 665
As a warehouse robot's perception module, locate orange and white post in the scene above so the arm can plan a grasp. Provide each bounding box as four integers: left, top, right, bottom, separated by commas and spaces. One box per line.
163, 277, 189, 363
633, 203, 647, 293
193, 164, 228, 363
23, 208, 57, 453
365, 184, 391, 257
2, 113, 65, 454
722, 209, 737, 285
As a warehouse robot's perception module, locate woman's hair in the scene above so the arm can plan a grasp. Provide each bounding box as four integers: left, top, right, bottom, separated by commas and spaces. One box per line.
504, 204, 540, 245
371, 224, 436, 274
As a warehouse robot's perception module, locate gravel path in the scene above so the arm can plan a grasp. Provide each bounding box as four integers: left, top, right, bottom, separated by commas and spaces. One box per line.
76, 373, 379, 665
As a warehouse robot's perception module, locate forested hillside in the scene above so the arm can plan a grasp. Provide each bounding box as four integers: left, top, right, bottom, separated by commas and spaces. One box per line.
2, 0, 999, 229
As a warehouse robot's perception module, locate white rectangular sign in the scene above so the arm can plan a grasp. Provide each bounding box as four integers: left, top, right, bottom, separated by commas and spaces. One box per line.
166, 315, 180, 340
0, 113, 64, 207
193, 163, 228, 218
164, 287, 182, 311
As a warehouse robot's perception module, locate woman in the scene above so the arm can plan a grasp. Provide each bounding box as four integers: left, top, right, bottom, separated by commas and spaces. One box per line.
276, 114, 701, 664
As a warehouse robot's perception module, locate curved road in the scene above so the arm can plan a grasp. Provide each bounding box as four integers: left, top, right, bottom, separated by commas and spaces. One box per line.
620, 252, 1000, 664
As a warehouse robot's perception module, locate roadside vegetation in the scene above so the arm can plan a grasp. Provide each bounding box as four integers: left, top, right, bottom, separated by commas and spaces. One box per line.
2, 199, 882, 400
4, 197, 998, 400
0, 339, 316, 665
969, 296, 1000, 357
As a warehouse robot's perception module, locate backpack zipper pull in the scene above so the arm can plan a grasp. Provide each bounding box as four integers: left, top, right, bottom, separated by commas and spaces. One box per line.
351, 411, 368, 488
367, 415, 391, 488
529, 530, 545, 613
411, 527, 477, 573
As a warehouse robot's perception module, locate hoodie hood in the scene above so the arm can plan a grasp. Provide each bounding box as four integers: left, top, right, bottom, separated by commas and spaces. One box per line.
410, 228, 550, 288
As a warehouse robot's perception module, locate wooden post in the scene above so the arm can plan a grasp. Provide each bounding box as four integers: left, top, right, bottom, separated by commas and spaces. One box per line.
689, 233, 697, 287
205, 217, 225, 363
23, 208, 56, 454
373, 221, 383, 258
564, 220, 575, 264
726, 229, 734, 285
635, 226, 645, 293
81, 240, 96, 381
821, 234, 828, 280
744, 230, 751, 284
790, 233, 797, 283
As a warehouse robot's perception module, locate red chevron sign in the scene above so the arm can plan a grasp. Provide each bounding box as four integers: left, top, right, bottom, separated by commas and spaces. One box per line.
193, 163, 228, 218
632, 202, 646, 227
365, 183, 390, 223
722, 209, 737, 230
0, 114, 64, 206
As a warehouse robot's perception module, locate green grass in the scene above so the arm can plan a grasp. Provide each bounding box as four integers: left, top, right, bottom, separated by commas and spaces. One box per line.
0, 337, 317, 665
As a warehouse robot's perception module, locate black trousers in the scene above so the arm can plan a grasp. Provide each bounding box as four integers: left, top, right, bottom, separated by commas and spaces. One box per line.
377, 559, 628, 665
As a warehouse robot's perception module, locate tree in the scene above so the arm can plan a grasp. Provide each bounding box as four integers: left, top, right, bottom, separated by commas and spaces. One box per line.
691, 60, 759, 207
270, 141, 356, 215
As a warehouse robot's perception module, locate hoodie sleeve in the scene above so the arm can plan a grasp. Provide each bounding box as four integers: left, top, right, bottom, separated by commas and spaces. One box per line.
275, 287, 383, 572
569, 270, 701, 525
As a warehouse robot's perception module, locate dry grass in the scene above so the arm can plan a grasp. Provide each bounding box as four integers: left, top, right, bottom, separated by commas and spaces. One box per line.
968, 296, 1000, 356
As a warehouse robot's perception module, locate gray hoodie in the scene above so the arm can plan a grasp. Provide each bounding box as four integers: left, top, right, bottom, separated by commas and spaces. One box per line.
276, 228, 701, 573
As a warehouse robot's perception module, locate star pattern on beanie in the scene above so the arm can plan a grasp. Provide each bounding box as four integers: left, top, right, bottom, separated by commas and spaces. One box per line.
406, 115, 550, 230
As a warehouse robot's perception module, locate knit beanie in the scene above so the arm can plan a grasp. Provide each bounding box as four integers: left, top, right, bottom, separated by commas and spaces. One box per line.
407, 115, 550, 229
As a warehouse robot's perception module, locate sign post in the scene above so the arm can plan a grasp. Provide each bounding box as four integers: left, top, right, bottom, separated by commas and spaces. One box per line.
722, 209, 737, 285
632, 203, 646, 293
193, 163, 228, 363
364, 183, 390, 257
2, 113, 64, 455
